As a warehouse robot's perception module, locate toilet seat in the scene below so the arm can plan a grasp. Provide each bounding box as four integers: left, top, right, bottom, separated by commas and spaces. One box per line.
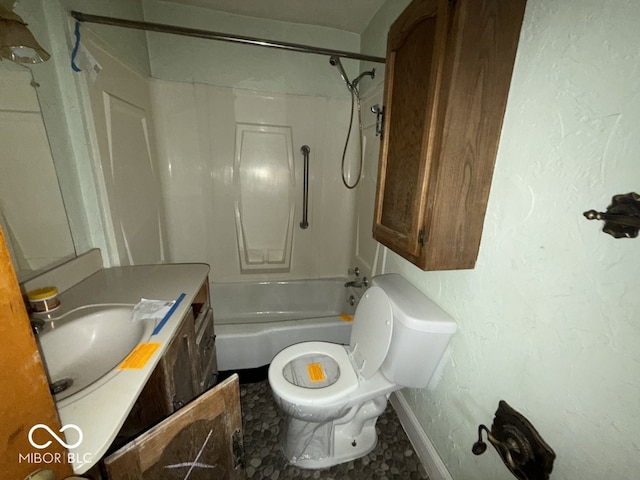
348, 286, 393, 380
270, 286, 395, 407
270, 341, 359, 407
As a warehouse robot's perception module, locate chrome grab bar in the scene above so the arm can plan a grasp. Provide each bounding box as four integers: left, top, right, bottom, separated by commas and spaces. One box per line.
300, 145, 310, 229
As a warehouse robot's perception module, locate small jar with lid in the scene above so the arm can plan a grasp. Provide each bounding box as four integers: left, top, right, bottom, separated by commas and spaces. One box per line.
27, 286, 61, 313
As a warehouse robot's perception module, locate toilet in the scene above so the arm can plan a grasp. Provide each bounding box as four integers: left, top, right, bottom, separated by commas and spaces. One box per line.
268, 273, 457, 469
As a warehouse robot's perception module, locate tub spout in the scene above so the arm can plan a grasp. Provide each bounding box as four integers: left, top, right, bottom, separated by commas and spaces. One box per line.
345, 277, 368, 288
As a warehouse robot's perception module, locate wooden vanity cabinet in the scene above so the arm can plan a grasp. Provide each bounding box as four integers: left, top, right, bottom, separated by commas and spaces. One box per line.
116, 279, 217, 443
105, 375, 245, 480
106, 281, 245, 479
373, 0, 527, 270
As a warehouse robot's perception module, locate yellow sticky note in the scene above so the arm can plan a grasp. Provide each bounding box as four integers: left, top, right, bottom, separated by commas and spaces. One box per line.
339, 314, 353, 323
307, 362, 326, 382
119, 343, 161, 369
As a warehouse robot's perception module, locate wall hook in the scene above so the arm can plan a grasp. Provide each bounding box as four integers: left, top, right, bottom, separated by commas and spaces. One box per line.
472, 401, 555, 480
584, 192, 640, 238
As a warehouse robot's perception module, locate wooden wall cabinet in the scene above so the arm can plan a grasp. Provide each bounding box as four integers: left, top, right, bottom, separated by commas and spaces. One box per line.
373, 0, 527, 270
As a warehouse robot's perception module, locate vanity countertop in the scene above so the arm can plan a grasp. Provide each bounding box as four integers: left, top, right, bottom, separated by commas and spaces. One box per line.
50, 263, 209, 474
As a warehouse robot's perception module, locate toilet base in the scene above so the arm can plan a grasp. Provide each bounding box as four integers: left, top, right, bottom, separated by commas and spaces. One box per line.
283, 396, 389, 469
293, 424, 378, 469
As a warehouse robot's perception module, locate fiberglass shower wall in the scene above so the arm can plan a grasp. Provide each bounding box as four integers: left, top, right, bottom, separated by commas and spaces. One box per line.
151, 80, 357, 282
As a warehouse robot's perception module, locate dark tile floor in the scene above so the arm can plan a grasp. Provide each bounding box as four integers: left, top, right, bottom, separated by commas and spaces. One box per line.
239, 380, 429, 480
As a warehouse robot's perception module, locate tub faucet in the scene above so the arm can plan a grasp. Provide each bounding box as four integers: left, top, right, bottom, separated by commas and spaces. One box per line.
345, 277, 368, 288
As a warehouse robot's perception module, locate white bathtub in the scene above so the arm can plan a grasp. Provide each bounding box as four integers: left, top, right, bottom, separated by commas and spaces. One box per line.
212, 277, 361, 371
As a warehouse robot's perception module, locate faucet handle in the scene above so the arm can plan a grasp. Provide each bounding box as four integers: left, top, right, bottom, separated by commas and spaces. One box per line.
348, 267, 360, 277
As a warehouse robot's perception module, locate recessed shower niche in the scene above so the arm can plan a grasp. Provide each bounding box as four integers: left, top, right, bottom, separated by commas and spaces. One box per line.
233, 123, 296, 273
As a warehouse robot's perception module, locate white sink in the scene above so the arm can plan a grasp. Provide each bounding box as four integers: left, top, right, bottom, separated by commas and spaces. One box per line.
37, 304, 156, 403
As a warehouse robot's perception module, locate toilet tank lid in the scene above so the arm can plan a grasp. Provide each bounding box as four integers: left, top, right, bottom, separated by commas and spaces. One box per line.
371, 274, 457, 334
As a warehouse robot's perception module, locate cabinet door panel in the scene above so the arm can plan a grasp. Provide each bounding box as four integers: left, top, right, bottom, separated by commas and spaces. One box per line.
196, 308, 217, 391
0, 227, 73, 479
105, 374, 245, 480
374, 0, 452, 259
381, 17, 436, 235
423, 0, 529, 268
374, 0, 526, 270
172, 329, 197, 410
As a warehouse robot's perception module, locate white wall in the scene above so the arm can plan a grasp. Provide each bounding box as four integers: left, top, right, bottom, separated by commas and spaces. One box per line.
361, 0, 640, 478
142, 0, 361, 98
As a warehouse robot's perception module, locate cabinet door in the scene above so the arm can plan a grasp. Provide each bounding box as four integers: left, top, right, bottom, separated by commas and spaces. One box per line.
0, 228, 73, 479
374, 0, 526, 270
196, 307, 217, 391
104, 374, 245, 480
166, 310, 200, 411
373, 0, 453, 259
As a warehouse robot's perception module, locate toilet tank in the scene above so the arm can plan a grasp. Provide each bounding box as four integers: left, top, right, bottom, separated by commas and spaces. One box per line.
371, 274, 457, 389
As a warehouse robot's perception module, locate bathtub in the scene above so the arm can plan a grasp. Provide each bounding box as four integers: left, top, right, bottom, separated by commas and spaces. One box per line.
212, 277, 361, 371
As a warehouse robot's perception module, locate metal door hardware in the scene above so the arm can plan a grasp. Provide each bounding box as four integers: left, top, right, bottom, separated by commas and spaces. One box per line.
472, 400, 555, 480
371, 104, 385, 138
584, 192, 640, 238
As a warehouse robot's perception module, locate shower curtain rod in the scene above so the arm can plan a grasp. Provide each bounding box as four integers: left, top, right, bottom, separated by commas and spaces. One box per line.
70, 11, 386, 64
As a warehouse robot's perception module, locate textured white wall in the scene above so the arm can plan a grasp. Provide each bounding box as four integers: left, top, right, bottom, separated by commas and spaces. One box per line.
362, 0, 640, 478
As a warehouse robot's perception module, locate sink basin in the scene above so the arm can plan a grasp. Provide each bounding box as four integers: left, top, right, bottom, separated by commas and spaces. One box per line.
37, 304, 156, 403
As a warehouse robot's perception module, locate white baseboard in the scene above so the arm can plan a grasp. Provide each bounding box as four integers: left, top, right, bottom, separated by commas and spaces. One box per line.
390, 392, 454, 480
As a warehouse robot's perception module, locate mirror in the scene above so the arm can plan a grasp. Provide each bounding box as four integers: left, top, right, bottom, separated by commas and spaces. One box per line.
0, 63, 75, 282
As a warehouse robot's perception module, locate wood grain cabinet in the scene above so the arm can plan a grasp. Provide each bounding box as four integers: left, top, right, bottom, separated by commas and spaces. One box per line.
106, 375, 245, 480
163, 309, 200, 411
373, 0, 527, 270
117, 279, 217, 444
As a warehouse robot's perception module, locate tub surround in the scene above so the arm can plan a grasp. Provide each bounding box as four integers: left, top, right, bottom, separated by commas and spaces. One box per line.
36, 262, 209, 474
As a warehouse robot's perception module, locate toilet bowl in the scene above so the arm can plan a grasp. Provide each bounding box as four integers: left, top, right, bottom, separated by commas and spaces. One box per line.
268, 273, 457, 469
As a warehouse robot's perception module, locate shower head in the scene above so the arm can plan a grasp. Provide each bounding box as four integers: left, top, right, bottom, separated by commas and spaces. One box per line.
329, 55, 354, 92
330, 56, 375, 96
351, 68, 376, 90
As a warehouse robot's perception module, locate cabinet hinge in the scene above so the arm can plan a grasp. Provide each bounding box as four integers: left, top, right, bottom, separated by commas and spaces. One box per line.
232, 429, 245, 469
418, 228, 426, 246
